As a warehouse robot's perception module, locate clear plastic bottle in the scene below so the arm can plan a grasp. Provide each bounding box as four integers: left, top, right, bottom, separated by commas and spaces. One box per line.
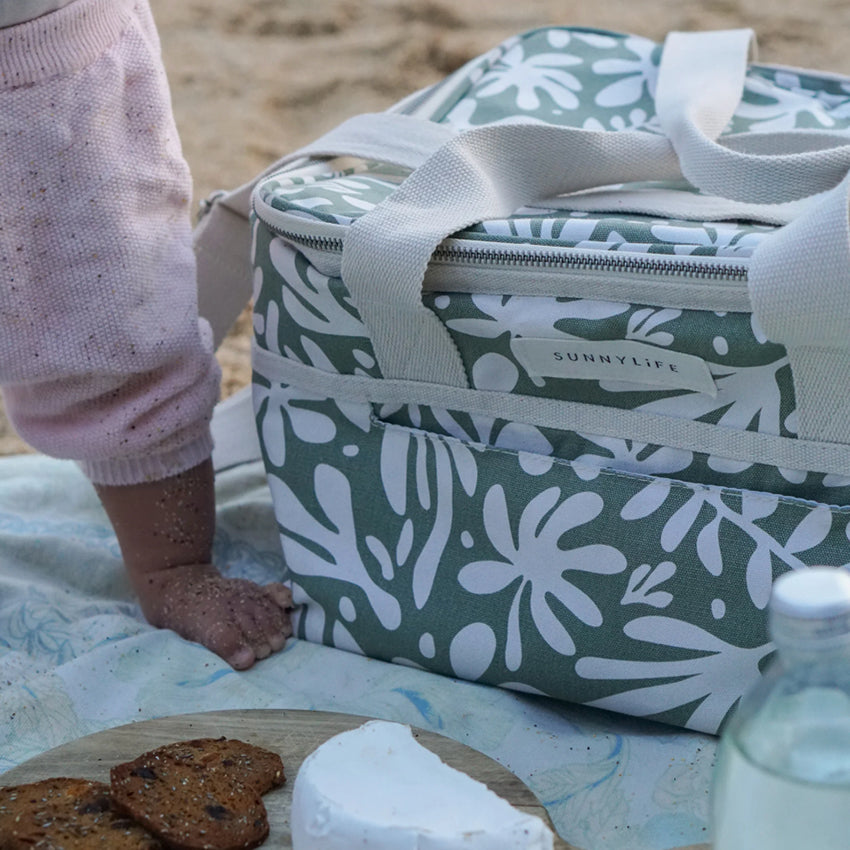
711, 566, 850, 850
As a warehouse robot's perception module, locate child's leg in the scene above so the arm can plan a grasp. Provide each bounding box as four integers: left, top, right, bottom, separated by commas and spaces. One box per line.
95, 458, 293, 670
0, 0, 295, 668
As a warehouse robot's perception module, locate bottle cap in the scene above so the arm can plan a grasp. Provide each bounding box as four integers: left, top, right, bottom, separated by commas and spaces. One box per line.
770, 567, 850, 649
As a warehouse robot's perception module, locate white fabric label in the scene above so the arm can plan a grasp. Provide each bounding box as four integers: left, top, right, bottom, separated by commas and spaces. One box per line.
512, 337, 717, 396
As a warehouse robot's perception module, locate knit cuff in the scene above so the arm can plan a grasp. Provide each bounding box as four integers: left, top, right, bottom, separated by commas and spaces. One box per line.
77, 428, 216, 487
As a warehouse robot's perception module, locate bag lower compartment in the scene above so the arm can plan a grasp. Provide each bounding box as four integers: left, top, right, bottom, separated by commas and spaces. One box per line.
253, 372, 850, 733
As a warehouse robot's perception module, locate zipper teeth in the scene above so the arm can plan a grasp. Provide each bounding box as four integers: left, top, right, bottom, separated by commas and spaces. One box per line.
264, 220, 749, 281
277, 230, 342, 253
431, 245, 749, 280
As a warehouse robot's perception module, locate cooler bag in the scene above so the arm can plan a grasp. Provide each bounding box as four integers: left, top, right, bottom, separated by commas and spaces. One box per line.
220, 27, 850, 733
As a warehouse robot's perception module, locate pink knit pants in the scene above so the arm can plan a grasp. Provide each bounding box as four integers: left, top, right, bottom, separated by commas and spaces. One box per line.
0, 0, 221, 485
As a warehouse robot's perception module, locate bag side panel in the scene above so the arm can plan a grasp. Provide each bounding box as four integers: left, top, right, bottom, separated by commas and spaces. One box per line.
254, 372, 850, 734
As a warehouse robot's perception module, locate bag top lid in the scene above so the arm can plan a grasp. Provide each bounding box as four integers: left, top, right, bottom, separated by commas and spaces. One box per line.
256, 27, 850, 263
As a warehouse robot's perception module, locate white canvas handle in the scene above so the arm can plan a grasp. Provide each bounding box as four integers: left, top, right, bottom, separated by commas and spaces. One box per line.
341, 122, 683, 385
656, 29, 850, 443
340, 30, 770, 386
747, 172, 850, 444
657, 29, 850, 202
653, 28, 850, 443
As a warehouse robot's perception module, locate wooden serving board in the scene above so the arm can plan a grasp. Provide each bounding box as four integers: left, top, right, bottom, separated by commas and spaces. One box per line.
1, 708, 579, 849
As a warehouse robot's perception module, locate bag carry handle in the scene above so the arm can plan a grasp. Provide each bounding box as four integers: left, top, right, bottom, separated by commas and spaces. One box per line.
338, 30, 758, 386
748, 170, 850, 444
657, 29, 850, 203
659, 29, 850, 443
341, 122, 683, 386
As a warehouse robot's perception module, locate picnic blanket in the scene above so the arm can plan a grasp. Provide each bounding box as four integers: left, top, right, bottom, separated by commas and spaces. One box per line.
0, 393, 716, 850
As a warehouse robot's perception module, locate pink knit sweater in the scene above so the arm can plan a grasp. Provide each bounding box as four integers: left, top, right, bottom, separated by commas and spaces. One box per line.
0, 0, 222, 486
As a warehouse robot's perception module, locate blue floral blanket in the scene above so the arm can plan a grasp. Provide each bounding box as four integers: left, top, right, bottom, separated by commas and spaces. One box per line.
0, 451, 714, 850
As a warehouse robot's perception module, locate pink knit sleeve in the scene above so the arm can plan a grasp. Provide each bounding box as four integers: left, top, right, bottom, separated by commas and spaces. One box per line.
0, 0, 223, 486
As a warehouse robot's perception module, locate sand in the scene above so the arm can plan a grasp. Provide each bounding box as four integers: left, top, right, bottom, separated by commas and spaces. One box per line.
1, 0, 848, 457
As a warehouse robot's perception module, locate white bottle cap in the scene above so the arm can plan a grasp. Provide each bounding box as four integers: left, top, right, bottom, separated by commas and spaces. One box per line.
770, 567, 850, 650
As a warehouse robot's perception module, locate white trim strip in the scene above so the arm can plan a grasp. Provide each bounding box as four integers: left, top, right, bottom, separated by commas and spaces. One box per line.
252, 344, 850, 477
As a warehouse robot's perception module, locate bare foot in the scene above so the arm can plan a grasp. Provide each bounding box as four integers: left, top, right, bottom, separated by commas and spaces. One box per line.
135, 563, 294, 669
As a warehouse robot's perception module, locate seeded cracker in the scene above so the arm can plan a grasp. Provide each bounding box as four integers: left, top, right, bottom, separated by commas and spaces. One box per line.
109, 738, 284, 850
128, 738, 285, 795
0, 776, 164, 849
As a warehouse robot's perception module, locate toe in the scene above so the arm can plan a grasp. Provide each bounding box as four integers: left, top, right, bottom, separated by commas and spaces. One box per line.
227, 645, 257, 670
265, 582, 294, 610
253, 642, 272, 661
268, 632, 287, 652
232, 592, 289, 664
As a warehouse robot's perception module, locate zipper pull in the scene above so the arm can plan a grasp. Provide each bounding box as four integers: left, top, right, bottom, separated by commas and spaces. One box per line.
197, 189, 227, 224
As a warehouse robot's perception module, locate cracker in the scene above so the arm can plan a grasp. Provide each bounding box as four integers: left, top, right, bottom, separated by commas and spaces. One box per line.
0, 776, 164, 849
109, 738, 283, 850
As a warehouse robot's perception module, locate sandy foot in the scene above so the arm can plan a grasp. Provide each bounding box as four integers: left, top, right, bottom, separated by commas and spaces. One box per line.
136, 563, 294, 669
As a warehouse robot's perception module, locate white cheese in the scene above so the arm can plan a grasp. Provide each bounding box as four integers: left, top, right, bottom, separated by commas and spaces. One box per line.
290, 719, 554, 850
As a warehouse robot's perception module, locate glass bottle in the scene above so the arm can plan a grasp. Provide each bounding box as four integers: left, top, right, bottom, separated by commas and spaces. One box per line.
711, 566, 850, 850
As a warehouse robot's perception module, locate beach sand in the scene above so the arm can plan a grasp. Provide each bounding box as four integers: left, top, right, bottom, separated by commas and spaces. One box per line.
1, 0, 848, 456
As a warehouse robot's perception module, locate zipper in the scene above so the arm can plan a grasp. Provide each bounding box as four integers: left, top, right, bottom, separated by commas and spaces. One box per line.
430, 243, 749, 282
258, 214, 751, 284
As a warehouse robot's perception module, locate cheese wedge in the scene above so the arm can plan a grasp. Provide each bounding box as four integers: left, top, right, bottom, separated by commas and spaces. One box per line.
291, 720, 554, 849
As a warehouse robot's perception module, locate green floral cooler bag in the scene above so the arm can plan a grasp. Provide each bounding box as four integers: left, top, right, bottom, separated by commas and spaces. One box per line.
241, 27, 850, 733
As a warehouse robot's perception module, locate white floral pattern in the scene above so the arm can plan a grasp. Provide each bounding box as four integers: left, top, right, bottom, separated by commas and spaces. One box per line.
458, 486, 627, 666
590, 36, 659, 108
470, 42, 584, 112
736, 74, 849, 132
